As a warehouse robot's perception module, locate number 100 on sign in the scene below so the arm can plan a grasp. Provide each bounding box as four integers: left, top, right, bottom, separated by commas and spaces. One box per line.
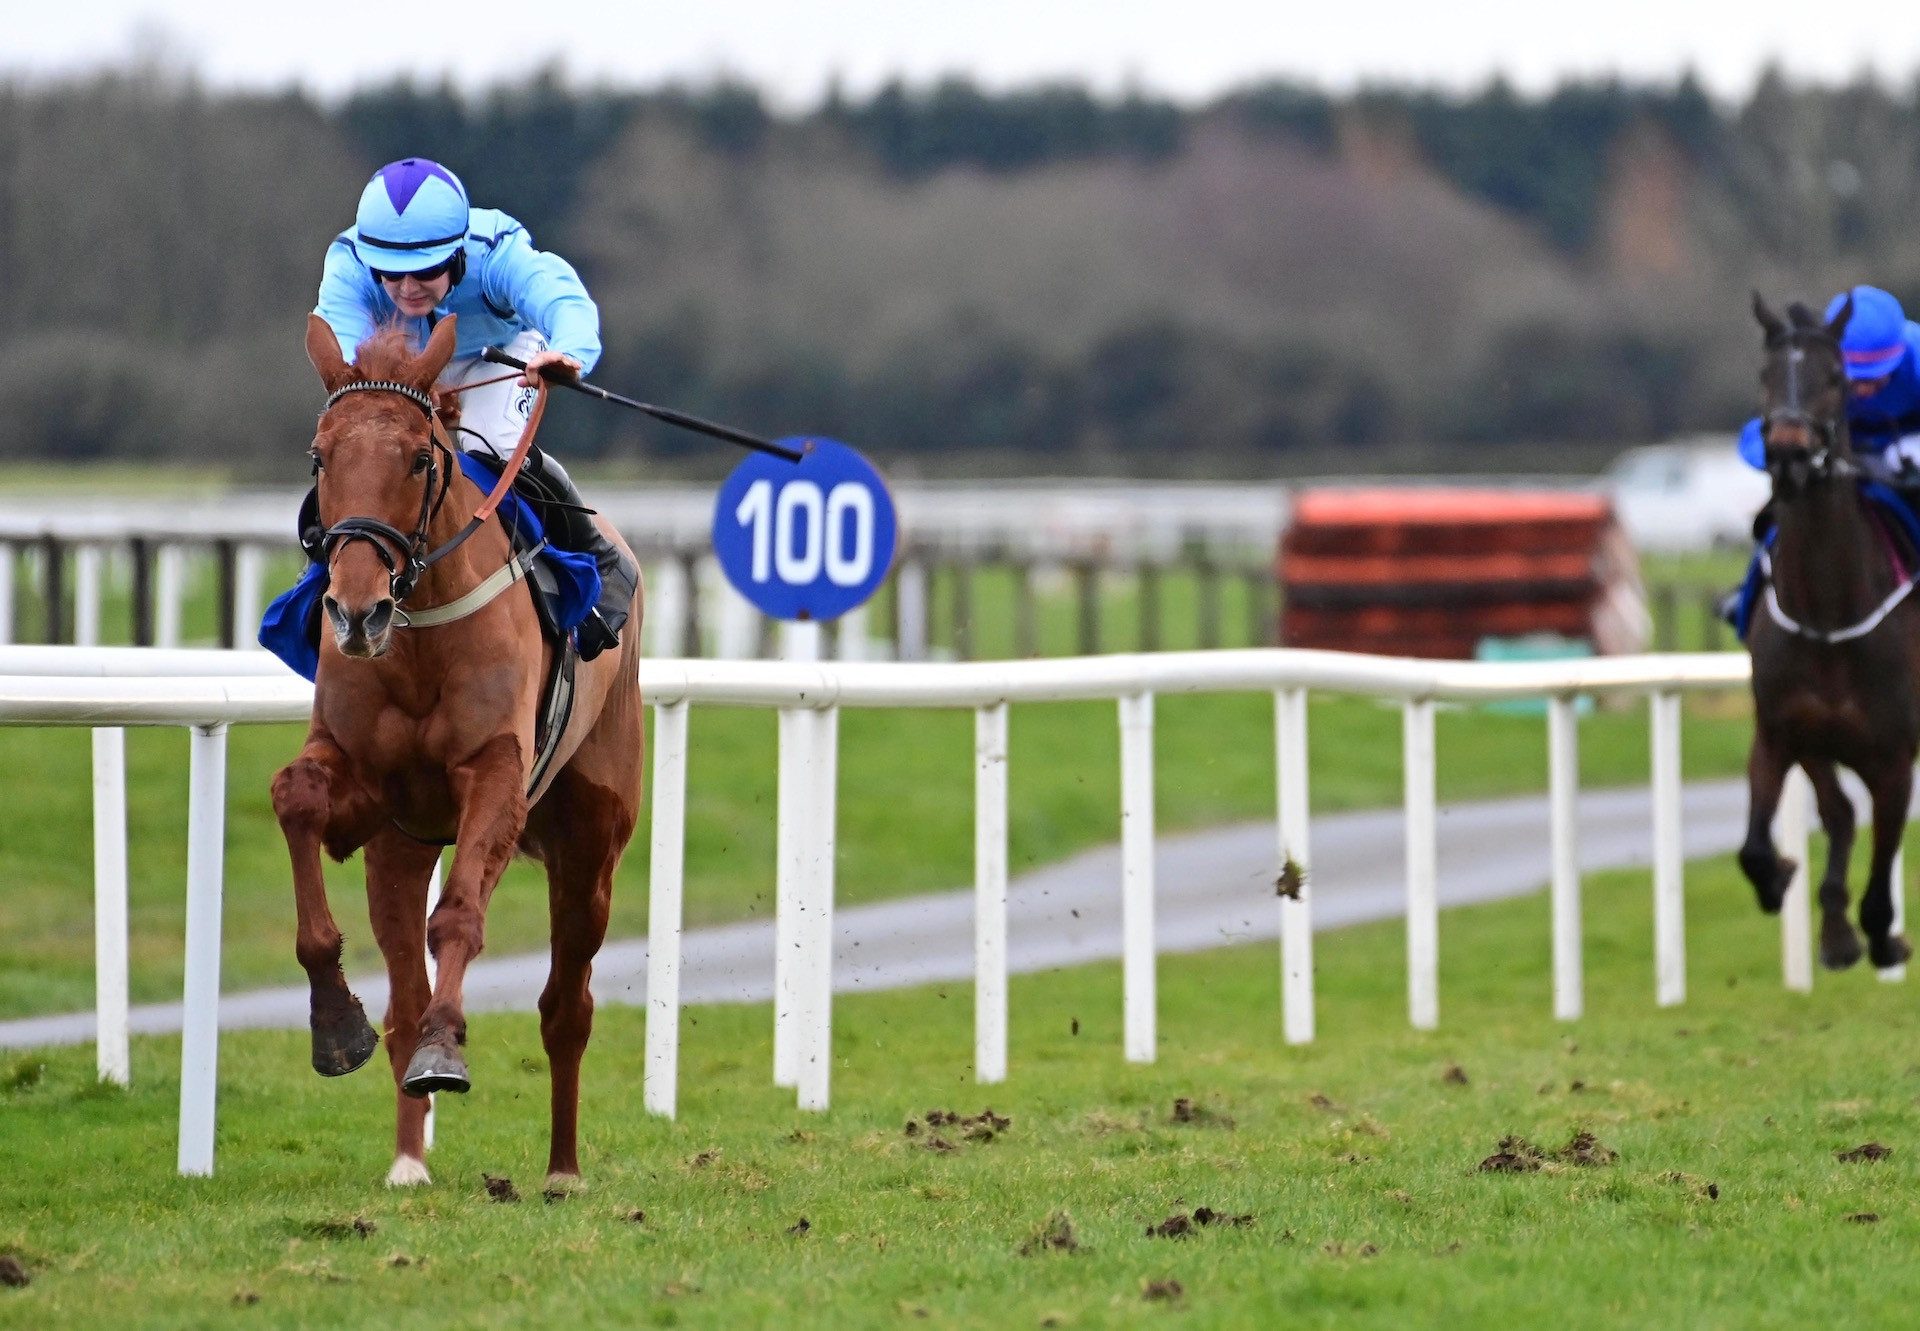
712, 437, 899, 622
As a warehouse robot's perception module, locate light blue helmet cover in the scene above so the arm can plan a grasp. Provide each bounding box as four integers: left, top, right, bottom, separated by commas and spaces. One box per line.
351, 159, 470, 273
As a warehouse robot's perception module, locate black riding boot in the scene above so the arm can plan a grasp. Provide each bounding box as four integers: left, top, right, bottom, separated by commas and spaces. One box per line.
509, 446, 638, 661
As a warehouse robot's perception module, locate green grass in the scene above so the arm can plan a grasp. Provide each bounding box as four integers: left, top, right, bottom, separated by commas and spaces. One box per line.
3, 851, 1916, 1329
0, 691, 1756, 1021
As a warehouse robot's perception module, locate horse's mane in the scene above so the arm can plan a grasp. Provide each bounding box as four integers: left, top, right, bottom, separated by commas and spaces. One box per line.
351, 324, 425, 382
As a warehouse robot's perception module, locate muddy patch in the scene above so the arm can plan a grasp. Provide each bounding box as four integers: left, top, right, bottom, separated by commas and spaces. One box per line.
1169, 1096, 1235, 1129
1847, 1212, 1882, 1224
1442, 1064, 1470, 1087
1019, 1211, 1080, 1256
1837, 1142, 1893, 1163
0, 1256, 28, 1289
625, 1209, 647, 1225
1478, 1130, 1617, 1173
908, 1108, 1012, 1150
1141, 1278, 1185, 1302
482, 1174, 520, 1203
1658, 1171, 1719, 1200
304, 1217, 377, 1240
786, 1217, 811, 1236
1150, 1207, 1254, 1237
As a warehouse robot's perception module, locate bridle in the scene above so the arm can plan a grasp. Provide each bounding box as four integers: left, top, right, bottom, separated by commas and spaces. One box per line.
314, 370, 546, 614
1763, 329, 1857, 484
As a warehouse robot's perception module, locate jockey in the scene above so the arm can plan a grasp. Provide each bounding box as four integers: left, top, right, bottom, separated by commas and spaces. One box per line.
1736, 284, 1920, 483
313, 157, 637, 660
1721, 284, 1920, 630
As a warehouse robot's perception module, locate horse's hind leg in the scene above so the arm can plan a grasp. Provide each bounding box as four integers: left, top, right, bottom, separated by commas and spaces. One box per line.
535, 774, 630, 1187
271, 737, 384, 1076
1860, 758, 1915, 971
1803, 760, 1862, 970
1739, 732, 1796, 913
364, 828, 441, 1186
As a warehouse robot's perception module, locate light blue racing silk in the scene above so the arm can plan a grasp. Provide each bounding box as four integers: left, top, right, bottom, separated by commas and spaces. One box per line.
1739, 320, 1920, 469
314, 207, 601, 373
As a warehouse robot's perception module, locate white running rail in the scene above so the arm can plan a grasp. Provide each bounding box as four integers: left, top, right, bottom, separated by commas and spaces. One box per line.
0, 644, 1804, 1178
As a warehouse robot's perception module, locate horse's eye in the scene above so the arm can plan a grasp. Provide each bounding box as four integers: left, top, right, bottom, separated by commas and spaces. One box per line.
411, 452, 431, 476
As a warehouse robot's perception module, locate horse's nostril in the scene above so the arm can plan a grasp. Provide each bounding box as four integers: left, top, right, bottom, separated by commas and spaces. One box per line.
365, 600, 396, 636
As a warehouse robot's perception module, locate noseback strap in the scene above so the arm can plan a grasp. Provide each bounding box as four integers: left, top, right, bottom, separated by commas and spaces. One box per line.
325, 380, 435, 417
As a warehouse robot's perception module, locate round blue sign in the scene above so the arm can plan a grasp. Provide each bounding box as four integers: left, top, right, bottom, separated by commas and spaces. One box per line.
711, 438, 898, 621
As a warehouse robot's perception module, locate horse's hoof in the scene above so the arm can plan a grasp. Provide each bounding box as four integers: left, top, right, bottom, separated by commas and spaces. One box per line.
1741, 852, 1793, 914
402, 1044, 470, 1099
1821, 929, 1864, 971
310, 1002, 379, 1077
1869, 933, 1913, 970
386, 1155, 432, 1188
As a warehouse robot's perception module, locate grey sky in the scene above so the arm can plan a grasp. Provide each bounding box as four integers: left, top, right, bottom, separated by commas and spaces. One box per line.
12, 1, 1919, 106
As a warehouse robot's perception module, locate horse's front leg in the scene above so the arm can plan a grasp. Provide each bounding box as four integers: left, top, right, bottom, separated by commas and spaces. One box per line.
1804, 759, 1862, 970
271, 736, 385, 1076
1739, 730, 1796, 913
363, 827, 443, 1186
1860, 758, 1914, 971
402, 733, 528, 1097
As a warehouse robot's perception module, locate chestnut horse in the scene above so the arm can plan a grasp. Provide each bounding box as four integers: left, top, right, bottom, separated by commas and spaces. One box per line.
1739, 294, 1916, 972
273, 314, 642, 1189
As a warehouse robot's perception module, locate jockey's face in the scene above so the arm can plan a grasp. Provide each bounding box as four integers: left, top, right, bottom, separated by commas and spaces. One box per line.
378, 269, 453, 319
1851, 372, 1894, 400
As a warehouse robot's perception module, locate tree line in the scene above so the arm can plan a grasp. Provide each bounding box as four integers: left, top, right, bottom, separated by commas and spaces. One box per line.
4, 65, 1919, 475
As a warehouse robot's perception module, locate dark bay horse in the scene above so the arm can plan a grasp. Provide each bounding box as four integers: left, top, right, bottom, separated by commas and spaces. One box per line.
1740, 294, 1917, 972
273, 314, 643, 1189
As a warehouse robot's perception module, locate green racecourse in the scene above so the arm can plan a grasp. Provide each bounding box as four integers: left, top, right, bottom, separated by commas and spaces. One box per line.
5, 853, 1920, 1329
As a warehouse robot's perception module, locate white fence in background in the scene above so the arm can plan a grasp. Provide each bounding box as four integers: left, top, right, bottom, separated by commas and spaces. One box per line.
0, 644, 1871, 1179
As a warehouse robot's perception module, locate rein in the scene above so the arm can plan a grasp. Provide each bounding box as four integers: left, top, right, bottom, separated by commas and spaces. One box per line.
317, 371, 550, 624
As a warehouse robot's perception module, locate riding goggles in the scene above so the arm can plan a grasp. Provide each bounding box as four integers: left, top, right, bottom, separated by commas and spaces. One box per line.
373, 256, 456, 286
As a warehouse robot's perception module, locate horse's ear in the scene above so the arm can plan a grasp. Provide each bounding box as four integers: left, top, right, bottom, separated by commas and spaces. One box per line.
305, 314, 355, 393
409, 314, 459, 391
1828, 292, 1856, 341
1752, 291, 1787, 341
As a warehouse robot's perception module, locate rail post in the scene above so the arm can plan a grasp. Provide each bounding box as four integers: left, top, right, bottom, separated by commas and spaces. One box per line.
1548, 695, 1583, 1021
974, 703, 1010, 1082
795, 702, 840, 1111
177, 722, 228, 1177
1276, 687, 1314, 1044
1651, 690, 1686, 1006
1403, 697, 1439, 1030
92, 726, 130, 1085
645, 700, 690, 1117
1779, 765, 1813, 993
1119, 692, 1156, 1062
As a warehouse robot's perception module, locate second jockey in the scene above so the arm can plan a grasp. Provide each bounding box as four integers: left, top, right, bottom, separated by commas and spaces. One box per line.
313, 157, 638, 661
1738, 284, 1920, 484
1722, 283, 1920, 630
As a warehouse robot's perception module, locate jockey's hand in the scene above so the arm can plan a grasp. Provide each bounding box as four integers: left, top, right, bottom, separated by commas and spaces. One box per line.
520, 350, 582, 388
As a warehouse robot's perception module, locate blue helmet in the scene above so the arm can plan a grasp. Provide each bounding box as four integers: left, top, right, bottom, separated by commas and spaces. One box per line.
352, 158, 470, 274
1825, 284, 1910, 381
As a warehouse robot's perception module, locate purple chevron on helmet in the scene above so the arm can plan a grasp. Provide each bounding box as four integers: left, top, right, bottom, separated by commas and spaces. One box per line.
352, 158, 470, 274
